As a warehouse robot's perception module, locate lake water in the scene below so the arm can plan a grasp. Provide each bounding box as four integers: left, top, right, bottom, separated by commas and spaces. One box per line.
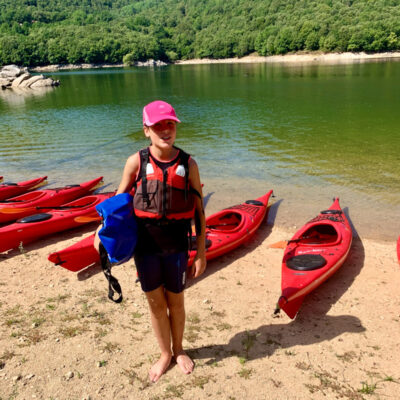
0, 61, 399, 240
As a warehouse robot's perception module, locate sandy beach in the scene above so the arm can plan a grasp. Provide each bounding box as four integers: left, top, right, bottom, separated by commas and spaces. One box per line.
0, 197, 399, 399
29, 51, 400, 72
175, 52, 400, 66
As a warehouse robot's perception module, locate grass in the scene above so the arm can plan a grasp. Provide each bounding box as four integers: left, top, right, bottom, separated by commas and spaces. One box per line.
185, 312, 202, 343
358, 381, 377, 394
238, 367, 253, 379
241, 330, 257, 359
336, 351, 358, 363
216, 322, 232, 331
191, 375, 210, 389
295, 361, 311, 371
102, 342, 119, 353
164, 384, 185, 398
59, 325, 89, 338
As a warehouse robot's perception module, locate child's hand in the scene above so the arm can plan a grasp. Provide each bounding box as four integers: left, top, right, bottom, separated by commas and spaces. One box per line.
191, 253, 206, 278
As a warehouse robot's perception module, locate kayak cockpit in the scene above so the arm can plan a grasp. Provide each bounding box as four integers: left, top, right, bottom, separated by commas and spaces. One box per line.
206, 211, 243, 232
0, 190, 45, 203
60, 195, 100, 208
297, 223, 340, 247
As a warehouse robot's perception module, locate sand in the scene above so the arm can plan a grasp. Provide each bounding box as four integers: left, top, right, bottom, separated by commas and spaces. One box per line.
175, 52, 400, 66
0, 199, 399, 400
29, 52, 400, 73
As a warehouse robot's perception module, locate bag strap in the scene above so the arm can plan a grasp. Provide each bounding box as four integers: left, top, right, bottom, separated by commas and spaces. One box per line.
99, 242, 123, 303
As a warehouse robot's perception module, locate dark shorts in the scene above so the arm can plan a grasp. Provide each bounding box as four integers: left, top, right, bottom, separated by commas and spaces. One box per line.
134, 252, 188, 293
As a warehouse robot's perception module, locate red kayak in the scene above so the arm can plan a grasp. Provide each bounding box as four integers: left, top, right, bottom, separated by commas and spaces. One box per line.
0, 177, 103, 224
0, 176, 47, 201
0, 192, 113, 253
397, 236, 400, 265
48, 190, 273, 272
276, 198, 352, 319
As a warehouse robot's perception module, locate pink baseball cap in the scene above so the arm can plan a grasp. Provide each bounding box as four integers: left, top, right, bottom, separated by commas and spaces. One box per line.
143, 100, 181, 126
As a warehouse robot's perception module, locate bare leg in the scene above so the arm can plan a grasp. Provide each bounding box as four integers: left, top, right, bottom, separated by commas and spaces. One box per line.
145, 287, 172, 382
166, 290, 194, 374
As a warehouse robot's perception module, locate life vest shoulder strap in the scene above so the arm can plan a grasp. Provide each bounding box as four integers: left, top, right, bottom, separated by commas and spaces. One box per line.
135, 148, 151, 206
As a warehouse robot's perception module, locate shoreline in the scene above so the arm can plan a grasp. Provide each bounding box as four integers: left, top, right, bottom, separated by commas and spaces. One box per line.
30, 51, 400, 72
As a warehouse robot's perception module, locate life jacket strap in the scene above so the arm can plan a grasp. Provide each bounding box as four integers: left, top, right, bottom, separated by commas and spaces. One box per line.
139, 148, 151, 207
99, 242, 123, 303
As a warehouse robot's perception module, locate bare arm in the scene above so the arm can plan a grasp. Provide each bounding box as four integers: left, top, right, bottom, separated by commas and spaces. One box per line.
116, 152, 140, 195
188, 158, 206, 278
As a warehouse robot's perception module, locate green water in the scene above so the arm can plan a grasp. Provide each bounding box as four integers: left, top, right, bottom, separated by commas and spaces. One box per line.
0, 61, 399, 240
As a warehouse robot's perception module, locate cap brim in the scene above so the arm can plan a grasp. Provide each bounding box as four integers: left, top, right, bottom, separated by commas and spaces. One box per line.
145, 116, 181, 126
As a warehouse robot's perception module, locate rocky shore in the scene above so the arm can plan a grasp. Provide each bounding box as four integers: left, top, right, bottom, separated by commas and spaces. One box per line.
0, 65, 60, 90
31, 59, 167, 73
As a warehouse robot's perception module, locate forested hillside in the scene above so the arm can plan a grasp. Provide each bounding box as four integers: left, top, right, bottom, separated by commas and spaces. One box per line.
0, 0, 399, 66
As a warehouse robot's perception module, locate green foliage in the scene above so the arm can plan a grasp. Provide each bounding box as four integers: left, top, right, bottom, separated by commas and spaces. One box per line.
0, 0, 399, 66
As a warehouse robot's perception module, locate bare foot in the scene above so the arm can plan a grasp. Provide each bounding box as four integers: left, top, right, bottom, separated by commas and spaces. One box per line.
149, 353, 172, 383
174, 351, 194, 375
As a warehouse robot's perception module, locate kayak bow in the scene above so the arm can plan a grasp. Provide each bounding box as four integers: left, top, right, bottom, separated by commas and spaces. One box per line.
0, 176, 47, 201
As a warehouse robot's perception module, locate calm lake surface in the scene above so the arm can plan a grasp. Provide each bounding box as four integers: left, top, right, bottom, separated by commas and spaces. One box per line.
0, 61, 399, 240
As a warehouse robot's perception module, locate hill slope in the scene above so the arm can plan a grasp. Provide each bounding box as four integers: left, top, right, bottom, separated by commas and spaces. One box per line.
0, 0, 399, 66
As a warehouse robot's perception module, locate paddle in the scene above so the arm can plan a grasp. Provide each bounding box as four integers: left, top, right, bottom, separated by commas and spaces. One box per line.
268, 237, 310, 249
74, 215, 101, 223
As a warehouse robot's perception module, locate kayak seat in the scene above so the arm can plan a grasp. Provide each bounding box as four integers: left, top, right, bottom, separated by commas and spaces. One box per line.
286, 254, 327, 271
207, 212, 242, 231
2, 182, 18, 186
18, 213, 53, 223
301, 224, 339, 246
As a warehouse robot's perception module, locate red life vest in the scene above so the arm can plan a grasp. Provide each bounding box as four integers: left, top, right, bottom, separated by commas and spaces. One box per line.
133, 147, 196, 220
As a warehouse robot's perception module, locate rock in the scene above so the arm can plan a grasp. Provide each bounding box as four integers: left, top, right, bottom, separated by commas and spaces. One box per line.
136, 59, 168, 67
11, 73, 31, 88
19, 75, 45, 88
0, 77, 12, 87
1, 65, 24, 78
0, 65, 59, 90
65, 371, 74, 380
30, 78, 59, 88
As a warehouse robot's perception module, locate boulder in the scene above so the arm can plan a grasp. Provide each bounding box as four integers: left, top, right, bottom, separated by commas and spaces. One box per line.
0, 64, 25, 78
11, 73, 31, 88
30, 78, 59, 88
0, 77, 12, 89
19, 74, 45, 88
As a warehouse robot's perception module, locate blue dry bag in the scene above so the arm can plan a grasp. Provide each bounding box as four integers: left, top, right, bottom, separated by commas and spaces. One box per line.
96, 193, 137, 264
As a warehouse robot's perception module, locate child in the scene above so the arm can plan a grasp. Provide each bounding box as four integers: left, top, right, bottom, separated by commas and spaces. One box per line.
107, 100, 206, 382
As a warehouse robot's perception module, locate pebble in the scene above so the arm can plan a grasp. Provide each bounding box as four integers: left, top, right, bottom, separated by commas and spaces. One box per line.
65, 371, 74, 380
25, 374, 35, 380
12, 375, 22, 382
